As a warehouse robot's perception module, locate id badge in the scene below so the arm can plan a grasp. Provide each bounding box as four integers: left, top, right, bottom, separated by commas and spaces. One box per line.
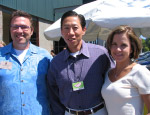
0, 61, 12, 70
72, 81, 84, 91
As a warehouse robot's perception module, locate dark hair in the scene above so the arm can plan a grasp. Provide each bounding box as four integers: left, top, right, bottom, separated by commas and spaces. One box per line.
106, 25, 142, 59
10, 10, 33, 28
61, 10, 86, 29
51, 50, 55, 53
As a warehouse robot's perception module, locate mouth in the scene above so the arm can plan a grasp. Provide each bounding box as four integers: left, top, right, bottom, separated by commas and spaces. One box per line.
113, 53, 123, 58
115, 53, 122, 56
16, 34, 25, 39
68, 38, 75, 41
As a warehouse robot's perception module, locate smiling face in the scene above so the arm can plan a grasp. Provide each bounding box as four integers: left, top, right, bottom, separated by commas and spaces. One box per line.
110, 32, 132, 64
10, 16, 33, 50
61, 16, 86, 53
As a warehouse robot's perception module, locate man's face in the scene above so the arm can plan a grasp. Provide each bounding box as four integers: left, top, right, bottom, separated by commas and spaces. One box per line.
10, 16, 33, 50
61, 16, 86, 52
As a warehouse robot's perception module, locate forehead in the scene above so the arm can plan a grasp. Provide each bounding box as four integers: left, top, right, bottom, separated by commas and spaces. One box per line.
62, 16, 81, 26
113, 33, 130, 42
11, 16, 31, 25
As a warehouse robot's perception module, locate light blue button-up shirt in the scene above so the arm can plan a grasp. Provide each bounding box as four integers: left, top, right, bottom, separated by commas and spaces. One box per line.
0, 43, 52, 115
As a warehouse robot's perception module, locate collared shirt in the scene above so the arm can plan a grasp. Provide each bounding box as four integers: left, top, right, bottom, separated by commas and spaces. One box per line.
0, 42, 52, 115
47, 40, 114, 115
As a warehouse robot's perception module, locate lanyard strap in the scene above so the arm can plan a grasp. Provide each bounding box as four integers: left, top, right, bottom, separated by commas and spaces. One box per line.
67, 55, 84, 83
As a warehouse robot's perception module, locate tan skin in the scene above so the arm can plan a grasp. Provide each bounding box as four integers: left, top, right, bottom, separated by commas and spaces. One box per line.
0, 44, 4, 47
10, 16, 33, 50
61, 16, 86, 53
109, 32, 150, 114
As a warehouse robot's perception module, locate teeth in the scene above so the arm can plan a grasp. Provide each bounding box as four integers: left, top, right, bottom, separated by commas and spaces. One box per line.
68, 38, 74, 40
16, 34, 24, 38
116, 53, 122, 56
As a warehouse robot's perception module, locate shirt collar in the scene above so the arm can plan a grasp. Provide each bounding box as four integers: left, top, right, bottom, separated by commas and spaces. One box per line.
63, 40, 90, 61
1, 42, 38, 55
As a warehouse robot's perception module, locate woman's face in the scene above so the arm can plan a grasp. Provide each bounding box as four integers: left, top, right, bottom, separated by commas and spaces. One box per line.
110, 33, 132, 63
0, 43, 4, 47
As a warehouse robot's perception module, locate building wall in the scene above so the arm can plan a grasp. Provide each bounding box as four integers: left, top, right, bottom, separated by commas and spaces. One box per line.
0, 0, 54, 21
39, 19, 53, 53
0, 6, 3, 40
0, 0, 83, 21
3, 11, 11, 45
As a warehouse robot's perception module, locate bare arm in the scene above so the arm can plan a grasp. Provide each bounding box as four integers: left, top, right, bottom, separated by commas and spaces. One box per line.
141, 94, 150, 115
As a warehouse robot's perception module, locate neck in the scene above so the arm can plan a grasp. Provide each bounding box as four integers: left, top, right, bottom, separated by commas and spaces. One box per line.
116, 60, 132, 69
13, 42, 30, 50
68, 41, 82, 53
115, 60, 133, 77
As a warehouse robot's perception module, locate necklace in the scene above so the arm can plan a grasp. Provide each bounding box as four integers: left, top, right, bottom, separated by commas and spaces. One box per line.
114, 62, 132, 79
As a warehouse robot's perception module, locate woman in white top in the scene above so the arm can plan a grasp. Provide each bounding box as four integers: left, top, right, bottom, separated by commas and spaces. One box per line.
101, 25, 150, 115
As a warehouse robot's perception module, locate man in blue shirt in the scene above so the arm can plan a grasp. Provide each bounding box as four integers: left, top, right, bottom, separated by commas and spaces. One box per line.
0, 10, 52, 115
47, 11, 114, 115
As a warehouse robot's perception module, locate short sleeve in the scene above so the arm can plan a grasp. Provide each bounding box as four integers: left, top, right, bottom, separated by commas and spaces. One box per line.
132, 65, 150, 94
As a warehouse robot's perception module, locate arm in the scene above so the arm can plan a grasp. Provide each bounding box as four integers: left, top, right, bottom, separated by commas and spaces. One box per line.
141, 94, 150, 115
47, 65, 65, 115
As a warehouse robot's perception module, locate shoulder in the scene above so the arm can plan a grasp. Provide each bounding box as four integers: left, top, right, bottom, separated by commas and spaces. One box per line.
51, 50, 65, 62
86, 43, 108, 54
133, 64, 150, 74
84, 42, 115, 68
86, 43, 106, 50
132, 64, 150, 94
30, 44, 53, 60
132, 64, 150, 83
0, 43, 12, 56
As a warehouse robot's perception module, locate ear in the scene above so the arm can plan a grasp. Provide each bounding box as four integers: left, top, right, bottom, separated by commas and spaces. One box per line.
82, 27, 86, 35
30, 27, 34, 35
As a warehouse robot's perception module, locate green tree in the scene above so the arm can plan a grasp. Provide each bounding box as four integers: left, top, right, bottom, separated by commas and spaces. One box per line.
142, 38, 150, 52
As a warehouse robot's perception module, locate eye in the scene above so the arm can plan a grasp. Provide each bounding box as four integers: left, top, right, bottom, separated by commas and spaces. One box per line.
63, 27, 69, 30
111, 43, 116, 46
121, 44, 127, 48
111, 43, 117, 48
21, 25, 30, 29
74, 26, 78, 29
111, 43, 117, 46
11, 25, 30, 30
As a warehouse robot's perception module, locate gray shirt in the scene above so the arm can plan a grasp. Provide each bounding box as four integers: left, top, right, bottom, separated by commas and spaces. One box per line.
47, 40, 114, 115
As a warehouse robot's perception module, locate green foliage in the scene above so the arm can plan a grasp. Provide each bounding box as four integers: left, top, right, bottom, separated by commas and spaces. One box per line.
144, 105, 148, 115
142, 38, 150, 52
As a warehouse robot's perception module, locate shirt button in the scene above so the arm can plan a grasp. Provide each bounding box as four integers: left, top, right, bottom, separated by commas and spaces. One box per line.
21, 92, 24, 94
21, 80, 24, 82
21, 68, 23, 71
22, 104, 25, 106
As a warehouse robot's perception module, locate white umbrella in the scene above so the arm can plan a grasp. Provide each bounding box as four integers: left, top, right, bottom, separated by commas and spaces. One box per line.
44, 0, 150, 41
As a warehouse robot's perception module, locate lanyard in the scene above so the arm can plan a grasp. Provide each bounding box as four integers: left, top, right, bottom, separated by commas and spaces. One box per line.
67, 55, 84, 83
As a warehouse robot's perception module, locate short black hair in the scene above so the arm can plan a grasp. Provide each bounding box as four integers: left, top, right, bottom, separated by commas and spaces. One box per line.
61, 10, 86, 29
51, 50, 55, 53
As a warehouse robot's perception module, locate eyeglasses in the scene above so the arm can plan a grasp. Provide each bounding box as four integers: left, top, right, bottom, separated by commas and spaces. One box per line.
11, 25, 31, 31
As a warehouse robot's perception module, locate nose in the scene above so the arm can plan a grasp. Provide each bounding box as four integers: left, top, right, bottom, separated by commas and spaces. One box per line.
16, 27, 24, 32
69, 28, 74, 35
116, 46, 122, 51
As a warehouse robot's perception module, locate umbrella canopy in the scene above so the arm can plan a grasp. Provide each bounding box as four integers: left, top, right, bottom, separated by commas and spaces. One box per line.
44, 0, 150, 41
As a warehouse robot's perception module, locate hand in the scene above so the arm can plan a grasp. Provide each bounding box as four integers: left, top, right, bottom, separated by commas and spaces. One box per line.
147, 113, 150, 115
